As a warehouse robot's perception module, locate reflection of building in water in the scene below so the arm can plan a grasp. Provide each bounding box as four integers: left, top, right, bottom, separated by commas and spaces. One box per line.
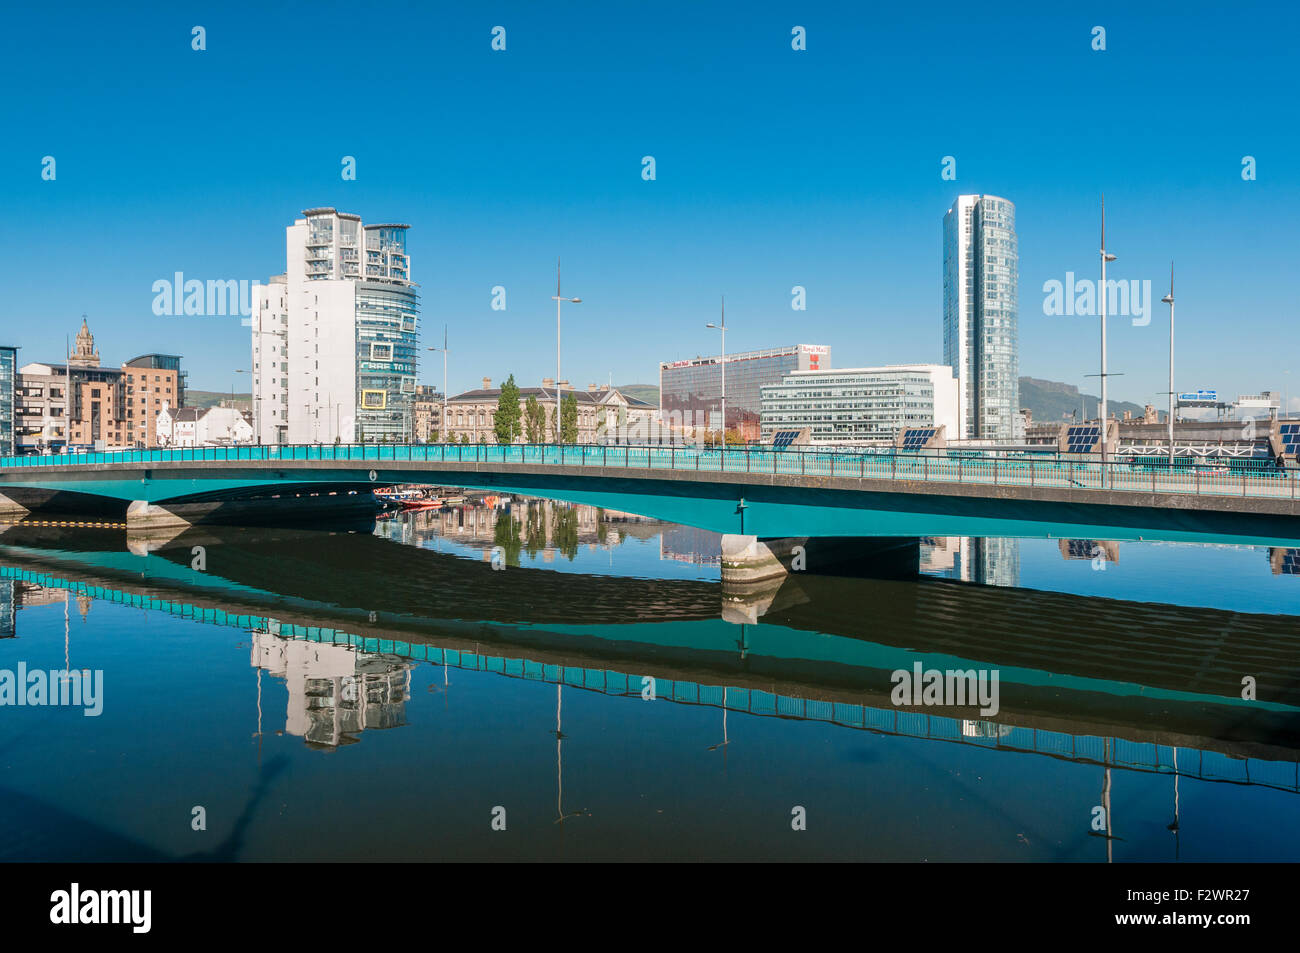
1060, 539, 1120, 564
0, 578, 81, 636
954, 537, 1020, 587
961, 720, 1013, 739
1269, 548, 1300, 576
377, 498, 630, 562
919, 537, 959, 574
0, 581, 13, 639
659, 525, 724, 567
920, 537, 1019, 584
250, 629, 411, 750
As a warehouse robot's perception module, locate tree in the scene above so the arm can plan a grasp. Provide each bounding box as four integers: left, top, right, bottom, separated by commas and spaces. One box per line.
524, 395, 545, 444
492, 514, 523, 568
561, 393, 578, 444
495, 375, 522, 444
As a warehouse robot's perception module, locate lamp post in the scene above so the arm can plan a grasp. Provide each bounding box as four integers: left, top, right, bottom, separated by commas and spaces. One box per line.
551, 259, 581, 444
1099, 198, 1117, 484
1162, 263, 1175, 463
427, 325, 449, 442
706, 296, 727, 444
234, 368, 250, 446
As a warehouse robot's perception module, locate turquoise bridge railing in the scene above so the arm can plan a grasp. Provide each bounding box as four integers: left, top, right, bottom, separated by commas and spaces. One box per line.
2, 443, 1297, 501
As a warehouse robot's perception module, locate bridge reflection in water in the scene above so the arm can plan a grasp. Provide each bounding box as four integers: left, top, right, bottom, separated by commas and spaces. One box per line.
1, 513, 1297, 802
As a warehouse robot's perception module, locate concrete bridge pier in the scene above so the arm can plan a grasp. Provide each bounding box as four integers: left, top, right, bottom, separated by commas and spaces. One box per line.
720, 534, 789, 586
0, 491, 29, 522
720, 534, 921, 587
126, 500, 193, 537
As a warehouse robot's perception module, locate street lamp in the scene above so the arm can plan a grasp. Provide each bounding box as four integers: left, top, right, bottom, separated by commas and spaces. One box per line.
427, 325, 449, 442
1162, 263, 1175, 463
234, 368, 251, 446
551, 258, 581, 444
706, 296, 727, 444
1099, 198, 1117, 484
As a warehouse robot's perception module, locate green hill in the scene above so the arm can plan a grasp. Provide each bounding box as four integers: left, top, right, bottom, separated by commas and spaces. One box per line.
186, 390, 251, 410
1018, 377, 1149, 423
616, 383, 659, 405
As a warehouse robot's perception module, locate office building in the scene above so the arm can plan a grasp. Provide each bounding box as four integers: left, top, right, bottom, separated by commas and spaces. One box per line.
760, 364, 958, 445
943, 194, 1019, 440
660, 344, 830, 436
250, 208, 419, 445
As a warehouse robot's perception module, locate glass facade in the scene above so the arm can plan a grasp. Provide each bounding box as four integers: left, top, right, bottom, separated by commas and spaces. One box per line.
944, 195, 1019, 440
760, 366, 953, 444
0, 346, 15, 456
660, 344, 829, 430
355, 283, 419, 441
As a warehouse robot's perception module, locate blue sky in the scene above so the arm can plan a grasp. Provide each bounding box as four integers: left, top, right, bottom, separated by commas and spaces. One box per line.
2, 0, 1297, 409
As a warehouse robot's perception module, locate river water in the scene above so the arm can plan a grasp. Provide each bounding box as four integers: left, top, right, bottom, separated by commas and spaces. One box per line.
0, 497, 1297, 861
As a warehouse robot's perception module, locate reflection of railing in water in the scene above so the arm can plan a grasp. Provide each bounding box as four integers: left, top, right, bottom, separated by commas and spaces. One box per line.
11, 567, 1291, 795
433, 646, 1300, 795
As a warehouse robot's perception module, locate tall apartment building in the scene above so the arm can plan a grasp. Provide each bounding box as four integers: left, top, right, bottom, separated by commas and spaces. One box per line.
0, 346, 16, 456
760, 364, 958, 445
250, 208, 419, 445
660, 344, 830, 437
943, 194, 1019, 440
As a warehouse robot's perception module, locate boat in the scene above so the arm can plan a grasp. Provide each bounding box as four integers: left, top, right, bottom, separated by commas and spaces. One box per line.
374, 486, 443, 509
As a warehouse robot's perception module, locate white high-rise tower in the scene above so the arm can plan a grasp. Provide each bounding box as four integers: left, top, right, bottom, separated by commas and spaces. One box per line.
943, 195, 1019, 440
250, 208, 418, 445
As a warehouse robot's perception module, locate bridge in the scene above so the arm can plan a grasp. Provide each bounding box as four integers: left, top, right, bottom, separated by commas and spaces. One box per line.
2, 444, 1298, 580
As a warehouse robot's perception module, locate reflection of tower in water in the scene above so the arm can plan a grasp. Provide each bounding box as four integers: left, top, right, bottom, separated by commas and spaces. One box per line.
956, 537, 1020, 587
250, 629, 412, 749
0, 580, 14, 639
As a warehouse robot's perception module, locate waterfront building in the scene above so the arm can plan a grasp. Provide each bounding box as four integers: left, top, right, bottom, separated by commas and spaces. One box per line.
0, 346, 16, 456
249, 208, 419, 445
13, 321, 183, 452
660, 344, 830, 435
157, 403, 254, 447
943, 194, 1019, 440
412, 384, 443, 442
444, 378, 655, 444
759, 364, 958, 445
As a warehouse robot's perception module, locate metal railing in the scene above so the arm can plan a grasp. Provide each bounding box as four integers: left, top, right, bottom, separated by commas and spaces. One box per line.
1, 443, 1296, 502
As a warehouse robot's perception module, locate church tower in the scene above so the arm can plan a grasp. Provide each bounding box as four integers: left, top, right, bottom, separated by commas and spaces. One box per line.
69, 317, 100, 368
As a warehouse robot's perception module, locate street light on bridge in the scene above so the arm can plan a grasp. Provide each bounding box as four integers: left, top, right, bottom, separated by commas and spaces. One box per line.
427, 324, 449, 443
706, 296, 727, 444
551, 259, 581, 444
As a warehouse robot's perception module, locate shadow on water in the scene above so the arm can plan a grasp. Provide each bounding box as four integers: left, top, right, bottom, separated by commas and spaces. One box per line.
0, 755, 289, 863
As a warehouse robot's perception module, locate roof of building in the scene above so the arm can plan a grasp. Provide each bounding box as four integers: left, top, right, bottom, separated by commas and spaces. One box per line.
123, 353, 183, 369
